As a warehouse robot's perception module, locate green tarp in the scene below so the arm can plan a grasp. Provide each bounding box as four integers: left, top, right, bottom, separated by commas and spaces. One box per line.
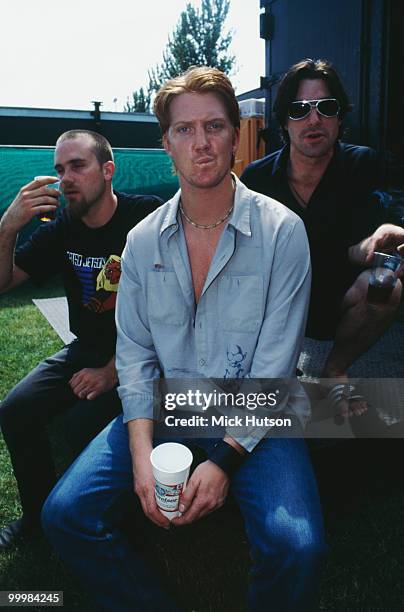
0, 146, 179, 243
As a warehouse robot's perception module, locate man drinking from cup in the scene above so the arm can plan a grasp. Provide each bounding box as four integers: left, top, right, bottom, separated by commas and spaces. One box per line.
42, 67, 327, 611
0, 130, 161, 550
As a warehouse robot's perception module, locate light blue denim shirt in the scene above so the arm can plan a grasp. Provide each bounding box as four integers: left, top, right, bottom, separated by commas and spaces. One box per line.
116, 175, 311, 451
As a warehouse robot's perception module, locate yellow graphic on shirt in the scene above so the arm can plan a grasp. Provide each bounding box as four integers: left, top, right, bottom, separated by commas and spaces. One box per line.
85, 255, 121, 313
96, 255, 121, 292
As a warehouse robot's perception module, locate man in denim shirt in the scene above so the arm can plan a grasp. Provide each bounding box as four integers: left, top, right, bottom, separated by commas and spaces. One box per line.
42, 68, 327, 611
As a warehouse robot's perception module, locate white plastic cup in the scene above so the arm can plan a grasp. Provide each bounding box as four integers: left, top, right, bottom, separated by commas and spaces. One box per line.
150, 443, 193, 520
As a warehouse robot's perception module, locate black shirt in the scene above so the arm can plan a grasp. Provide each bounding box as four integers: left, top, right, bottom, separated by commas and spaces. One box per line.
15, 192, 162, 356
241, 142, 385, 339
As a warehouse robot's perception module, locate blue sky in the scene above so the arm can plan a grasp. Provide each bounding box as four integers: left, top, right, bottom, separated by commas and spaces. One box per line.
1, 0, 264, 111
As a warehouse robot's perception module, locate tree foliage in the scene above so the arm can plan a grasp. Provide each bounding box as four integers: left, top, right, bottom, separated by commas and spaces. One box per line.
124, 87, 151, 113
149, 0, 235, 91
125, 0, 235, 113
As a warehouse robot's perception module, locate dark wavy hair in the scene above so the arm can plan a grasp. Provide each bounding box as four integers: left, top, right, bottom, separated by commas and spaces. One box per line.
273, 58, 352, 142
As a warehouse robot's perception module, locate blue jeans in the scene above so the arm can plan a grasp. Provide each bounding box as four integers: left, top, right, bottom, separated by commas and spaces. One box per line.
42, 416, 327, 611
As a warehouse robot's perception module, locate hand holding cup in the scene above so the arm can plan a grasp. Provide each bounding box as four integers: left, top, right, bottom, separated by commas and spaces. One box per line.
150, 443, 193, 520
367, 251, 402, 304
1, 176, 60, 233
34, 176, 61, 222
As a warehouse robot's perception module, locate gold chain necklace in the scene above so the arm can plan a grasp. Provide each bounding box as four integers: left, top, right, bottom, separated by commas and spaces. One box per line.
179, 199, 234, 230
179, 177, 236, 230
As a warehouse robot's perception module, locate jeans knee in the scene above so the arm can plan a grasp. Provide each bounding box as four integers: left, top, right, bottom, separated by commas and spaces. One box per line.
291, 537, 329, 570
41, 487, 71, 541
252, 528, 328, 578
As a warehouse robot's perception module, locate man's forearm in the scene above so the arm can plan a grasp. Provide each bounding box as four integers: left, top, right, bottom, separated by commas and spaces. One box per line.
0, 220, 18, 292
349, 223, 404, 267
348, 237, 372, 266
127, 419, 154, 464
103, 355, 119, 386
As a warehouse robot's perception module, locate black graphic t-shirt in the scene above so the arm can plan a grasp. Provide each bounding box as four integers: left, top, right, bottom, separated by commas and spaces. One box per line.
15, 192, 162, 356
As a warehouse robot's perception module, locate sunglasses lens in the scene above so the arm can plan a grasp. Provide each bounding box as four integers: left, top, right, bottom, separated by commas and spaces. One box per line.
289, 102, 310, 120
317, 99, 339, 117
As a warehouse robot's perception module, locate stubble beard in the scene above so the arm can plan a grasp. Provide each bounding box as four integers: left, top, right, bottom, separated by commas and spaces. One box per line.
181, 159, 232, 191
296, 136, 335, 159
66, 183, 105, 219
186, 171, 229, 190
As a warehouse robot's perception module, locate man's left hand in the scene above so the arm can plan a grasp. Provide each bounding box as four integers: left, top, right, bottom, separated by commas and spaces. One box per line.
349, 224, 404, 270
171, 460, 229, 526
69, 363, 118, 401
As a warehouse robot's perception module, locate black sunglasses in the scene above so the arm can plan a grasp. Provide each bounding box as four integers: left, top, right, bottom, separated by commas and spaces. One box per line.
288, 98, 340, 120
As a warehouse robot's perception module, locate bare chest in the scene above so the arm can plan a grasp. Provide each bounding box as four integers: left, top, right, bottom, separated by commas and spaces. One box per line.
288, 179, 318, 208
183, 224, 223, 303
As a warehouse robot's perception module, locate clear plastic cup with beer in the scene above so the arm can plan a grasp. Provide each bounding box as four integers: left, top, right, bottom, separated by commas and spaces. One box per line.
34, 176, 61, 222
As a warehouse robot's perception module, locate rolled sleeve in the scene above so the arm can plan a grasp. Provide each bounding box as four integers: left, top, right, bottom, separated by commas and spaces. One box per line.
115, 237, 161, 423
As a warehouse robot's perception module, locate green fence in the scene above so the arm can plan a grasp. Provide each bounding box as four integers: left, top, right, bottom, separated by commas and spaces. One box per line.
0, 146, 179, 243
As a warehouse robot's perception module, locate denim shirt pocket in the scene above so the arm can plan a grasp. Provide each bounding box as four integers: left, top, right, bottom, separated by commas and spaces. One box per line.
218, 275, 263, 332
147, 271, 187, 326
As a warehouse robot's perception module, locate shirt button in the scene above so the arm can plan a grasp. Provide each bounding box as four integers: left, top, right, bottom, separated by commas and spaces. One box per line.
199, 359, 206, 367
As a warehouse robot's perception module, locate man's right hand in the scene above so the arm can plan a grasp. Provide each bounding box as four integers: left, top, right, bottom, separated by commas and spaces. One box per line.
127, 419, 170, 529
349, 224, 404, 268
1, 176, 60, 232
132, 450, 171, 529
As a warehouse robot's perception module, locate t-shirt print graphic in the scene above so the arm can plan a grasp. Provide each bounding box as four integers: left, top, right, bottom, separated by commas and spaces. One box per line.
72, 254, 122, 314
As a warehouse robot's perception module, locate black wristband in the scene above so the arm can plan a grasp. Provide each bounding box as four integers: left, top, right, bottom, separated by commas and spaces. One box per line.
208, 440, 246, 478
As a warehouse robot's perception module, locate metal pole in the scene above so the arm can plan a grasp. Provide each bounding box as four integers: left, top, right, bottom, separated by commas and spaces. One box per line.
260, 0, 273, 153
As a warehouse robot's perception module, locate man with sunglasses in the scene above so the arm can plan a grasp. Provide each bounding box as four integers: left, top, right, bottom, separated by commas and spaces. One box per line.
242, 58, 404, 418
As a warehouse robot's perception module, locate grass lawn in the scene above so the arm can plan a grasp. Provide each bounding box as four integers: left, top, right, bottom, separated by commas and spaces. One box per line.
1, 280, 404, 610
0, 279, 94, 609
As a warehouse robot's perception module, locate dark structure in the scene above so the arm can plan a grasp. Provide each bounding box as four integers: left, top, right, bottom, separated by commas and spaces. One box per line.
0, 105, 161, 149
259, 0, 404, 184
236, 87, 265, 102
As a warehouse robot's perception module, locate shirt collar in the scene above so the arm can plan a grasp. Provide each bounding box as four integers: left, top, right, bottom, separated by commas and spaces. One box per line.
160, 172, 252, 237
229, 173, 251, 236
272, 145, 290, 176
160, 189, 181, 236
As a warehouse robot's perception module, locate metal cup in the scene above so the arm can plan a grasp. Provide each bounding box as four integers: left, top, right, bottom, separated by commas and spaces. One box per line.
367, 251, 402, 304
